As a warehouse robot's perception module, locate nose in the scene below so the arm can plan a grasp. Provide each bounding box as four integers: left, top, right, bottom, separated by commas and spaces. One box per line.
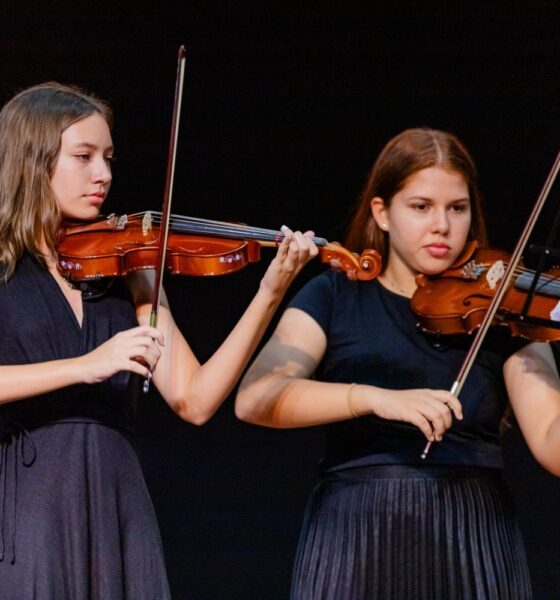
92, 156, 112, 186
431, 207, 449, 234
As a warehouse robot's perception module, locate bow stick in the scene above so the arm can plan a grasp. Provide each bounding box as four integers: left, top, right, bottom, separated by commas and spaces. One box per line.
143, 45, 186, 393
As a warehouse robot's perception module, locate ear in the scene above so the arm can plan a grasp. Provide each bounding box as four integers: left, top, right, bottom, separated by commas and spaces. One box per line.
370, 197, 389, 231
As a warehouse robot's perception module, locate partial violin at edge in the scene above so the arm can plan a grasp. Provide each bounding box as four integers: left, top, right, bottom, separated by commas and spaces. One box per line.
411, 242, 560, 342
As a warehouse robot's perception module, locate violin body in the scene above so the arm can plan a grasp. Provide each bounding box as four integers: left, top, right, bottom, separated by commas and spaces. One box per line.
58, 217, 266, 279
412, 246, 560, 342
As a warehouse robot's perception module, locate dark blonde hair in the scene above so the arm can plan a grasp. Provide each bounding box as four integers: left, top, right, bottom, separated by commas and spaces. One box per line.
345, 128, 487, 268
0, 82, 112, 279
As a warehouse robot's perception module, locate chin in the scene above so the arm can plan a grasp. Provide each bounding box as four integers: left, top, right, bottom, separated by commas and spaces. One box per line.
70, 208, 101, 221
418, 260, 453, 276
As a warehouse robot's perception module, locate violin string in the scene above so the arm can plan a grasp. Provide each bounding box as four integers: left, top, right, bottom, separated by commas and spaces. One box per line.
125, 211, 328, 245
129, 210, 279, 232
127, 211, 286, 237
466, 261, 560, 296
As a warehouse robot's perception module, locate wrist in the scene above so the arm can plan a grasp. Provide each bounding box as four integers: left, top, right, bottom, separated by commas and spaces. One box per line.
346, 383, 374, 418
346, 383, 359, 418
67, 355, 89, 385
257, 279, 285, 306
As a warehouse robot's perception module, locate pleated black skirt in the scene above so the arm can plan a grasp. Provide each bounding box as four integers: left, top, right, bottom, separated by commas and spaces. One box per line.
291, 465, 532, 600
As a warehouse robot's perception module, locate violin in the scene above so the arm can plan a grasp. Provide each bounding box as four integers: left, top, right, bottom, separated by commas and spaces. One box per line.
57, 211, 382, 282
411, 241, 560, 343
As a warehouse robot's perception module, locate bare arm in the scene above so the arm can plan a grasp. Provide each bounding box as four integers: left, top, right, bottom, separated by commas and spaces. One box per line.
129, 231, 318, 425
505, 342, 560, 476
0, 325, 163, 404
236, 307, 462, 440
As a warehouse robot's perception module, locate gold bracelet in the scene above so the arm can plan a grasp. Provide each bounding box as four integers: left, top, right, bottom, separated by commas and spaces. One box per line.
346, 383, 360, 418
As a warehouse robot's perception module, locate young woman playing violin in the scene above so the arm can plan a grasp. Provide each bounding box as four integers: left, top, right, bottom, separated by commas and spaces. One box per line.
236, 128, 560, 600
0, 82, 317, 599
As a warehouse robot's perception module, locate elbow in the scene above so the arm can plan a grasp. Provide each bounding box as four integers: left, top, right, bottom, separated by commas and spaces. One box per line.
173, 396, 214, 427
183, 411, 212, 427
234, 393, 256, 424
535, 454, 560, 478
234, 388, 264, 425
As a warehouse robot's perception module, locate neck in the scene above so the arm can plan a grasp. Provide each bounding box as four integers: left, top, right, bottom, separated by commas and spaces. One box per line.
378, 272, 417, 297
38, 235, 57, 268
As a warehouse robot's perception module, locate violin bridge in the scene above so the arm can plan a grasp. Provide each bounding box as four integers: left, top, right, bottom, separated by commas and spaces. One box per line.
142, 212, 152, 236
486, 260, 505, 289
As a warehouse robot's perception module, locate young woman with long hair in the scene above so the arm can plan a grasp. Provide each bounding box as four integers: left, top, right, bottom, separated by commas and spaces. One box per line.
236, 128, 560, 599
0, 82, 317, 599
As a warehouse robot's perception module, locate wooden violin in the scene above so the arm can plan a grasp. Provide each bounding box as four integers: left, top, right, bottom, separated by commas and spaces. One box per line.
411, 241, 560, 343
57, 211, 382, 282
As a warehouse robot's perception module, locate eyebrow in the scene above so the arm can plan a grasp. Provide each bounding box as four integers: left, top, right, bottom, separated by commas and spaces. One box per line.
70, 142, 114, 152
408, 195, 470, 202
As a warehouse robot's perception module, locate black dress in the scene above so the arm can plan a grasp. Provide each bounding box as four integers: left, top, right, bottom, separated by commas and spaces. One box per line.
288, 270, 532, 600
0, 255, 170, 600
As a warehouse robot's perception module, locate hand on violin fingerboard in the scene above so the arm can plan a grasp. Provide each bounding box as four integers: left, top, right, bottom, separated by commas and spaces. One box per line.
259, 226, 319, 296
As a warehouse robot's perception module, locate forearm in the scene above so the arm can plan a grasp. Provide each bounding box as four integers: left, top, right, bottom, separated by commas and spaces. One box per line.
237, 368, 462, 438
236, 375, 371, 428
0, 359, 83, 404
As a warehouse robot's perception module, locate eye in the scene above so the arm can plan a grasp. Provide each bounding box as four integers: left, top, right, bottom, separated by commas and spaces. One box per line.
412, 202, 429, 212
450, 202, 469, 213
75, 153, 91, 162
104, 155, 115, 165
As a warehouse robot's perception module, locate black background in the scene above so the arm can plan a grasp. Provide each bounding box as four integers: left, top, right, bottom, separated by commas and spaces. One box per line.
2, 2, 560, 598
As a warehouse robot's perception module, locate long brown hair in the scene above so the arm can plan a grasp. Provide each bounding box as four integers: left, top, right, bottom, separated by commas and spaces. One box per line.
345, 128, 487, 269
0, 82, 112, 280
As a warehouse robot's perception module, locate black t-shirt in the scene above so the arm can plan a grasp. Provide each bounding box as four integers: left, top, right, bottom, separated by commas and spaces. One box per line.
288, 270, 526, 471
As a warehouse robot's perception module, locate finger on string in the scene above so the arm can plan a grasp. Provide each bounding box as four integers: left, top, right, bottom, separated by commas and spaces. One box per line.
291, 231, 312, 257
280, 224, 294, 243
275, 225, 293, 259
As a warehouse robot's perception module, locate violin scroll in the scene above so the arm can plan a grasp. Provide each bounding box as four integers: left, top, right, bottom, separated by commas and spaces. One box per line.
318, 243, 381, 281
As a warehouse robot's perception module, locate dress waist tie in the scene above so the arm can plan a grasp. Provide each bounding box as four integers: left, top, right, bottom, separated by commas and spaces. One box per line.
0, 423, 37, 564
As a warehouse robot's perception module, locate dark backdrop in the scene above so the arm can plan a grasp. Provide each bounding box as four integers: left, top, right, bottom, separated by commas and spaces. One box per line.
2, 2, 560, 598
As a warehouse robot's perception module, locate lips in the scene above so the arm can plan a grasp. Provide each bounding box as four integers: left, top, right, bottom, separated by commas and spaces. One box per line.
84, 193, 105, 205
425, 244, 450, 258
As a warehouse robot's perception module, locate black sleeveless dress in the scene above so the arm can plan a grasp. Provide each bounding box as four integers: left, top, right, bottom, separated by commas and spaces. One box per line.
0, 255, 170, 600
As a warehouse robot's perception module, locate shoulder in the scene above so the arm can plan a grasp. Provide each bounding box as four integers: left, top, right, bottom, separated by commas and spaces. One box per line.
0, 253, 40, 290
290, 269, 362, 303
288, 269, 379, 333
